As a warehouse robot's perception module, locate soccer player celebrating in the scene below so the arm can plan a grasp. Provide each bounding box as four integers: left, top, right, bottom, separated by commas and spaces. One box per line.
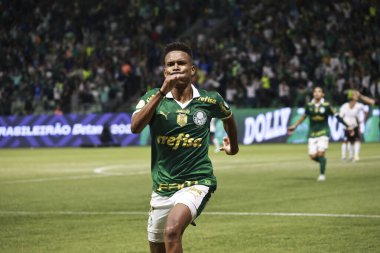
131, 42, 239, 253
288, 86, 352, 182
339, 91, 368, 162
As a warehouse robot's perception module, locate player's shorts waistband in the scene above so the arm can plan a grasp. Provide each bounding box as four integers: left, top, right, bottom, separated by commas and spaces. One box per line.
157, 181, 198, 192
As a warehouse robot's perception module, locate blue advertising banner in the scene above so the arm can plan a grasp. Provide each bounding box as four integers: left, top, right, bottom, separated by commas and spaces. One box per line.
0, 113, 139, 148
1, 108, 378, 148
216, 107, 379, 144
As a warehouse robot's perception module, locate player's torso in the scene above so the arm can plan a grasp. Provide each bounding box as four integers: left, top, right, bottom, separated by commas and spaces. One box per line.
306, 102, 332, 137
149, 91, 222, 193
151, 97, 215, 148
341, 103, 363, 127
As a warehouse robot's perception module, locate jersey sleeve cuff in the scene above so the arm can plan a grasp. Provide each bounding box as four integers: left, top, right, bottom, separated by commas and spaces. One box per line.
220, 112, 232, 120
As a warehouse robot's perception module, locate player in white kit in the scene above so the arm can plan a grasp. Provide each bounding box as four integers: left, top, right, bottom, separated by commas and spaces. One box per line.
339, 91, 368, 162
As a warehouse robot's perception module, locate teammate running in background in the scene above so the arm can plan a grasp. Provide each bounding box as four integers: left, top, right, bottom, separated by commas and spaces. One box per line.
131, 42, 239, 253
288, 86, 352, 182
339, 91, 368, 162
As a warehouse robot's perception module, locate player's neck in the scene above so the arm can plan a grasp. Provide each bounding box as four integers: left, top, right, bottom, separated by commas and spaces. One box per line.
172, 85, 193, 103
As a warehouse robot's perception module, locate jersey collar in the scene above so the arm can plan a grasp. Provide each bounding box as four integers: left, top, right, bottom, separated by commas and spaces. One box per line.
311, 98, 325, 106
165, 84, 200, 99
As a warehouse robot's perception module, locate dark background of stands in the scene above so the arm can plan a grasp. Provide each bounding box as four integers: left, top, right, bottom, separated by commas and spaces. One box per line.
1, 0, 379, 116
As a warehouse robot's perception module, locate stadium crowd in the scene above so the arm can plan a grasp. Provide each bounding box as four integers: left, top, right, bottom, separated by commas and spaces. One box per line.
0, 0, 379, 116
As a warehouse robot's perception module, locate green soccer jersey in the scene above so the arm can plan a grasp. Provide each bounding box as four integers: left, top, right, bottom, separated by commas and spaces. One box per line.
304, 100, 337, 138
134, 85, 232, 197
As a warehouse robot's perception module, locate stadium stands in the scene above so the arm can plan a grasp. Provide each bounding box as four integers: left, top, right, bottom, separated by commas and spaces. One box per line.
0, 1, 379, 116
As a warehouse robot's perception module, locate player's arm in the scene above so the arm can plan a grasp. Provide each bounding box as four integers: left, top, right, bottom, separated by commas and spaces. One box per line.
131, 90, 164, 133
131, 74, 180, 133
356, 91, 377, 106
334, 113, 350, 128
335, 112, 355, 136
287, 114, 306, 134
220, 115, 239, 155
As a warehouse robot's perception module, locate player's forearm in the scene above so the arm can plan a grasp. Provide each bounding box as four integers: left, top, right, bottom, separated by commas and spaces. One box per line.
291, 114, 306, 129
358, 93, 376, 106
335, 114, 349, 128
223, 116, 239, 155
131, 91, 163, 133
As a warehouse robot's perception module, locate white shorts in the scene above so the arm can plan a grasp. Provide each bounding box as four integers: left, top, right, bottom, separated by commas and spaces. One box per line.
308, 136, 329, 155
147, 185, 211, 243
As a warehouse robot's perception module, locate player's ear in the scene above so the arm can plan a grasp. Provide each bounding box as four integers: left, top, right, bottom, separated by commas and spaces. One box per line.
164, 68, 169, 77
191, 65, 196, 76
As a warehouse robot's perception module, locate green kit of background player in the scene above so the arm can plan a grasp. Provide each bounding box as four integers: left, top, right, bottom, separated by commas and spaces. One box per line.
288, 86, 352, 182
131, 42, 239, 253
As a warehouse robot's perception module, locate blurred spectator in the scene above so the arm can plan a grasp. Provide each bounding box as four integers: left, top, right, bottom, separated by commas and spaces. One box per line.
225, 80, 238, 105
0, 1, 379, 116
278, 80, 290, 107
54, 105, 63, 115
242, 74, 258, 108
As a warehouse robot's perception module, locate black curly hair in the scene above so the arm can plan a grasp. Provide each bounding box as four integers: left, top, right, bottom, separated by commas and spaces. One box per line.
163, 42, 193, 63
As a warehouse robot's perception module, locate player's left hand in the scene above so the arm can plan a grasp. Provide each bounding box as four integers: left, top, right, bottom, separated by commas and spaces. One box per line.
220, 137, 233, 155
287, 125, 296, 135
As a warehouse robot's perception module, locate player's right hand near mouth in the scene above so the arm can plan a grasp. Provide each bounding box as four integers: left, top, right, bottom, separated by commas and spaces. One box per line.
161, 73, 184, 94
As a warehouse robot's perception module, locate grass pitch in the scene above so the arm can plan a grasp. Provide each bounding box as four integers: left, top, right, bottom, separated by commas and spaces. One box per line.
1, 143, 380, 253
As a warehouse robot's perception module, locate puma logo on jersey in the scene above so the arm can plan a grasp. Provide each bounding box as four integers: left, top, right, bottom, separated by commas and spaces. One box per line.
156, 133, 202, 150
158, 111, 169, 120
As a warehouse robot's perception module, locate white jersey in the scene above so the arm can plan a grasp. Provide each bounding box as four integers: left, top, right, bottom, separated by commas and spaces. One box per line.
339, 102, 367, 128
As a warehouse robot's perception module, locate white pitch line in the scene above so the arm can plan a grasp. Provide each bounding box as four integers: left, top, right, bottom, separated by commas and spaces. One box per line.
93, 164, 148, 176
0, 211, 147, 216
0, 210, 379, 219
1, 174, 110, 184
3, 155, 379, 184
2, 164, 148, 184
203, 212, 380, 219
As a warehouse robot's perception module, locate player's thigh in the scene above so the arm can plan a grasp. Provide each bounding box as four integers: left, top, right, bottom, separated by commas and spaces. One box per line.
353, 127, 361, 141
344, 130, 351, 142
165, 203, 192, 237
308, 137, 318, 155
173, 185, 212, 221
346, 128, 359, 143
147, 192, 173, 243
316, 136, 329, 152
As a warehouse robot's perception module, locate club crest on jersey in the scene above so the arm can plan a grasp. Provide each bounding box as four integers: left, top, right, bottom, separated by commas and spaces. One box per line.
177, 113, 188, 127
319, 107, 325, 113
193, 110, 207, 126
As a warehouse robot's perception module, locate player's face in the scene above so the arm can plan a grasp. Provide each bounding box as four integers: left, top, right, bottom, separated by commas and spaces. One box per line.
313, 87, 324, 100
164, 51, 195, 88
351, 92, 359, 101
